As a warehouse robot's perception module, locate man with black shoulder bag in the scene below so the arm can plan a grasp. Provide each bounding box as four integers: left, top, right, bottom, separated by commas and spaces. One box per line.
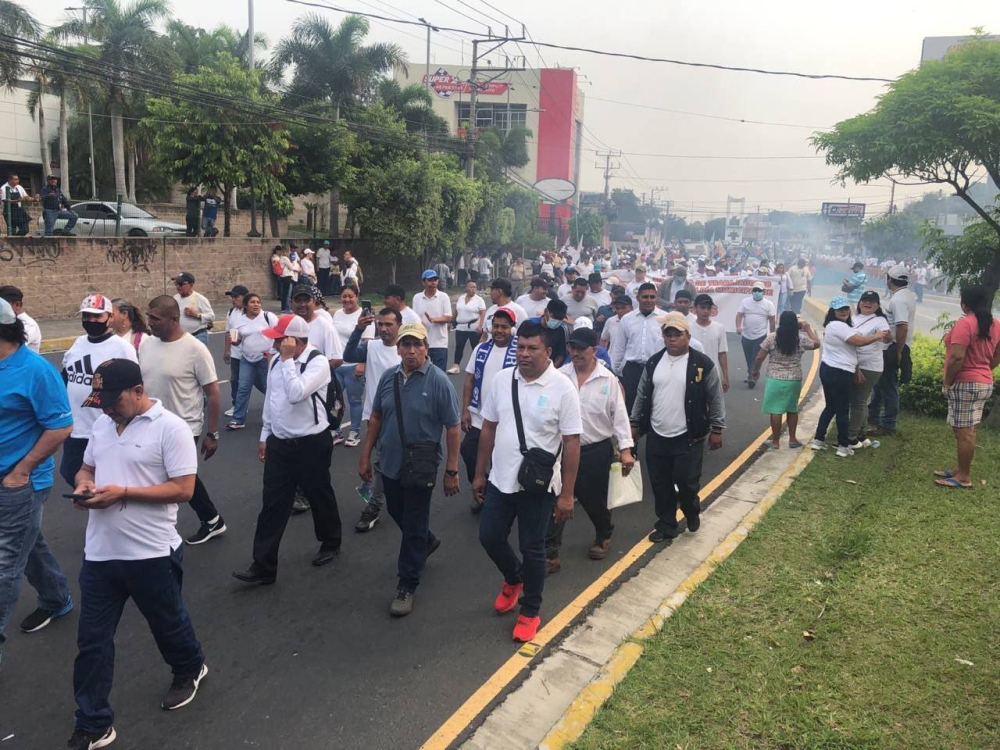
359, 323, 461, 617
473, 321, 582, 643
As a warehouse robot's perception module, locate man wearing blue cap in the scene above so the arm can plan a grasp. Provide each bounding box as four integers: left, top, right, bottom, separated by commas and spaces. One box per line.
412, 269, 453, 371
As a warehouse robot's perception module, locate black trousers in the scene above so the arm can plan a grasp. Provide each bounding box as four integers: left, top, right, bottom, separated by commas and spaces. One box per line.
460, 426, 481, 482
187, 437, 219, 525
622, 361, 644, 415
546, 439, 614, 558
645, 431, 704, 537
454, 329, 480, 365
252, 431, 342, 577
185, 216, 199, 236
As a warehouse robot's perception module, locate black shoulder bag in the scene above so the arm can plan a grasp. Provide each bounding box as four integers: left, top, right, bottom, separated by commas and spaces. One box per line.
512, 374, 561, 495
393, 371, 440, 489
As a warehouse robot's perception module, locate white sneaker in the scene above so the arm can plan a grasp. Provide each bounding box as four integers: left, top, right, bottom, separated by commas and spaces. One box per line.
446, 364, 461, 374
835, 445, 855, 457
849, 438, 872, 450
809, 439, 828, 451
345, 430, 361, 448
224, 407, 235, 417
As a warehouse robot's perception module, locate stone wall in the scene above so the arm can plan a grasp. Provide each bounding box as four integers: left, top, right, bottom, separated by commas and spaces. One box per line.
0, 236, 422, 320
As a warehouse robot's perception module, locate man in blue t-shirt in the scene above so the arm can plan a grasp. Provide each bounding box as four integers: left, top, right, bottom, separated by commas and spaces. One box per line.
0, 297, 75, 663
201, 188, 223, 237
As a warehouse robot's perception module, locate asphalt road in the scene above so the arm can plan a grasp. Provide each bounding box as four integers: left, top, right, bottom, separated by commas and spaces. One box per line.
2, 332, 814, 750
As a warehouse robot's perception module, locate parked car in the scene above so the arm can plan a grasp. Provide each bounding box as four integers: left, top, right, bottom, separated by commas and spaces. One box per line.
39, 201, 188, 237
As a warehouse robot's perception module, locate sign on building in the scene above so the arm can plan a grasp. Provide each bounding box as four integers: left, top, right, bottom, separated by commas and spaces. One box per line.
822, 202, 866, 219
421, 68, 511, 98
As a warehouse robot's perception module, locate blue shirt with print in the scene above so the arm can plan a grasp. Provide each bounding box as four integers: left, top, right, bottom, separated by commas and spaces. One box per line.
0, 345, 73, 489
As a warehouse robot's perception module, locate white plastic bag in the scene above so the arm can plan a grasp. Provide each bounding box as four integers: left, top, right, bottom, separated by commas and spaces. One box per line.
607, 461, 643, 510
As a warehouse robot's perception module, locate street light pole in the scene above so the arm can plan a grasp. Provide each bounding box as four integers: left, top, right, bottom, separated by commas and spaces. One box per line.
66, 6, 97, 198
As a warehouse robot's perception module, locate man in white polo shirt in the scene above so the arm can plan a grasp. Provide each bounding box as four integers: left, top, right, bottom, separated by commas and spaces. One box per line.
411, 269, 453, 371
473, 320, 582, 643
68, 359, 207, 750
232, 314, 342, 585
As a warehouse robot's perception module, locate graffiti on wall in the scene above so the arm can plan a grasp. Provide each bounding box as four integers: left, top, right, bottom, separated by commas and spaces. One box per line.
106, 239, 158, 272
0, 241, 62, 265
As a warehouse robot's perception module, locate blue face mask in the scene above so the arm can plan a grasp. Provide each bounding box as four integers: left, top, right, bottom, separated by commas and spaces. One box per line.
546, 317, 562, 329
752, 291, 764, 302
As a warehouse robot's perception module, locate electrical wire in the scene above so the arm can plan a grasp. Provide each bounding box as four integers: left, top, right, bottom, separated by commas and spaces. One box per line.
584, 95, 831, 130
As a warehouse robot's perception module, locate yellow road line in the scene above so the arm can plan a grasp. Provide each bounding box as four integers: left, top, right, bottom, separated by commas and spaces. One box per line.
420, 350, 820, 750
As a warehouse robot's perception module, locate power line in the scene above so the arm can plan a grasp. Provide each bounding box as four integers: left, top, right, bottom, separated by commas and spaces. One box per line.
430, 0, 490, 32
585, 95, 830, 130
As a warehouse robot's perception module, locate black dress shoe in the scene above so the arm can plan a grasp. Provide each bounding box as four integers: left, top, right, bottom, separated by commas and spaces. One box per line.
648, 528, 676, 544
311, 546, 340, 567
687, 514, 701, 533
426, 536, 441, 559
232, 567, 276, 585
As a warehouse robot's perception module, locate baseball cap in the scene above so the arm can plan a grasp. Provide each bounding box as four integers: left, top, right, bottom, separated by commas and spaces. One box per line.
530, 276, 549, 289
588, 272, 603, 284
829, 295, 850, 310
174, 271, 195, 285
851, 261, 864, 270
397, 322, 429, 342
572, 277, 589, 288
81, 359, 143, 408
262, 314, 310, 339
493, 306, 517, 324
573, 316, 594, 330
751, 281, 766, 292
859, 290, 881, 303
694, 293, 714, 307
291, 284, 313, 299
225, 284, 249, 297
567, 327, 598, 348
323, 240, 330, 246
79, 294, 113, 315
565, 265, 577, 274
634, 264, 646, 273
47, 174, 57, 179
613, 294, 633, 306
887, 264, 909, 281
0, 297, 15, 324
304, 248, 315, 255
421, 269, 439, 280
658, 311, 690, 333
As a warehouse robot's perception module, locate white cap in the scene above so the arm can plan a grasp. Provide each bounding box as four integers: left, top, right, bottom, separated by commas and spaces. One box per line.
79, 294, 113, 315
0, 297, 15, 325
573, 316, 594, 330
887, 264, 909, 281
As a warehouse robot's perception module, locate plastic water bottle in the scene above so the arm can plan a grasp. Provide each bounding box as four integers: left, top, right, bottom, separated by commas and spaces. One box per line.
870, 440, 881, 449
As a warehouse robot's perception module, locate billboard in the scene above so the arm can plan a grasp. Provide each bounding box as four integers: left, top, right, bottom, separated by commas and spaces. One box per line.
921, 35, 998, 63
421, 68, 511, 98
822, 202, 866, 219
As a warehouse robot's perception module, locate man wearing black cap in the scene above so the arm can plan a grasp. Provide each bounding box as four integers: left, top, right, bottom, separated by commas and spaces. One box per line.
588, 272, 612, 308
545, 327, 634, 572
222, 285, 249, 418
40, 175, 77, 236
172, 272, 215, 348
69, 359, 208, 749
842, 261, 868, 305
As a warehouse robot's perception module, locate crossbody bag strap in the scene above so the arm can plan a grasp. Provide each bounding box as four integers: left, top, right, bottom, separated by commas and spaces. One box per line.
393, 370, 407, 445
511, 373, 528, 456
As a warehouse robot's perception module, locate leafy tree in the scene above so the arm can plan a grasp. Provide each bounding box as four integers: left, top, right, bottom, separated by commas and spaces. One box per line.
570, 209, 604, 247
167, 22, 268, 75
469, 179, 514, 252
686, 221, 704, 241
0, 1, 40, 90
862, 211, 924, 260
376, 79, 449, 137
704, 217, 727, 241
474, 126, 532, 182
430, 158, 481, 266
143, 54, 290, 236
813, 34, 1000, 297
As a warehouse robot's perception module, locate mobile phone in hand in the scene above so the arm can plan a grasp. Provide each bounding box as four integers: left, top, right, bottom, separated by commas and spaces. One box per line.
63, 493, 94, 501
361, 300, 372, 314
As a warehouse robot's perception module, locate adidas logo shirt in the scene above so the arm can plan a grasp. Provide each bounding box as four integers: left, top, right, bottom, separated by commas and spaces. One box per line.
62, 332, 138, 439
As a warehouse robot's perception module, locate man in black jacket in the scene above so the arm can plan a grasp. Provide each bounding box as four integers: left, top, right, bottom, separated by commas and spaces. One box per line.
630, 312, 725, 543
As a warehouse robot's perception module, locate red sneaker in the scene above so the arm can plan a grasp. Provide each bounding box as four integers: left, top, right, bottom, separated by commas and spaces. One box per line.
494, 582, 523, 614
512, 614, 540, 642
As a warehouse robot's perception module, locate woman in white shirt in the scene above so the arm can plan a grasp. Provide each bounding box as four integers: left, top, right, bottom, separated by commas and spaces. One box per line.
228, 294, 278, 430
452, 281, 486, 374
847, 290, 891, 449
332, 286, 372, 446
811, 296, 892, 456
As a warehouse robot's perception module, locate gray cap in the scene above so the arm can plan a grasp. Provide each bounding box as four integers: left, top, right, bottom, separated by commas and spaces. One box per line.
887, 264, 909, 281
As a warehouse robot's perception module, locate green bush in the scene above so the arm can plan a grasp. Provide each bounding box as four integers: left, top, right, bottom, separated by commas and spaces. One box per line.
900, 332, 998, 418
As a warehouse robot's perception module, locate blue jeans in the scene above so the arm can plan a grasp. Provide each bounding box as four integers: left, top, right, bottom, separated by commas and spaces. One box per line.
232, 358, 269, 425
335, 363, 365, 434
816, 362, 854, 447
382, 476, 436, 593
43, 208, 78, 235
201, 216, 217, 236
193, 329, 209, 347
229, 357, 241, 407
0, 484, 72, 652
429, 348, 448, 371
279, 277, 293, 311
870, 345, 901, 431
74, 546, 203, 733
777, 291, 788, 313
60, 436, 90, 488
478, 483, 555, 617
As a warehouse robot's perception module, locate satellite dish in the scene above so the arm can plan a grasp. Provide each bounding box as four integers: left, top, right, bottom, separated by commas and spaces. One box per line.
533, 178, 576, 202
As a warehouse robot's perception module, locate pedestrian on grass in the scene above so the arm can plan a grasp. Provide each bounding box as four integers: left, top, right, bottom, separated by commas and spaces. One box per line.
68, 359, 208, 750
545, 326, 634, 573
452, 280, 486, 373
810, 297, 894, 457
461, 307, 518, 514
935, 285, 1000, 489
868, 265, 917, 437
223, 285, 249, 419
473, 320, 582, 643
142, 296, 226, 545
332, 286, 372, 447
735, 281, 776, 389
172, 272, 215, 348
630, 312, 725, 543
60, 294, 138, 486
412, 269, 453, 371
752, 311, 820, 449
359, 322, 461, 617
110, 298, 151, 351
0, 285, 41, 352
0, 297, 74, 664
847, 291, 890, 449
227, 294, 277, 431
232, 314, 343, 585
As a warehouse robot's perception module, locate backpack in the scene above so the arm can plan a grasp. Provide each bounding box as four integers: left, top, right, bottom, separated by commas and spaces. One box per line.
271, 257, 283, 276
270, 349, 345, 429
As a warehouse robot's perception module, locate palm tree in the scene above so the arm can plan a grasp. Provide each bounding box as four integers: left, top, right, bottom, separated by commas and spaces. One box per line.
376, 79, 449, 136
25, 68, 52, 180
60, 0, 169, 200
273, 13, 406, 237
0, 1, 40, 90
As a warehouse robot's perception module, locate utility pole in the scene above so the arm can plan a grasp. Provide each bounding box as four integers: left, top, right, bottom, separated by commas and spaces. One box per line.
887, 179, 896, 215
418, 18, 438, 92
596, 149, 621, 249
245, 0, 261, 236
67, 6, 97, 198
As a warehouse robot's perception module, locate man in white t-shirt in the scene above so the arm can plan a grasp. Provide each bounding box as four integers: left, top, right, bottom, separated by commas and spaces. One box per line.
142, 295, 225, 546
625, 264, 648, 308
0, 285, 42, 352
68, 359, 207, 749
600, 294, 633, 370
411, 269, 453, 371
735, 282, 776, 389
473, 320, 582, 644
382, 284, 421, 326
515, 277, 550, 322
556, 266, 579, 298
222, 285, 249, 418
292, 285, 343, 366
869, 265, 917, 436
914, 265, 927, 303
315, 243, 332, 294
483, 278, 527, 340
342, 251, 360, 291
59, 294, 138, 487
690, 293, 729, 392
587, 273, 612, 308
476, 254, 493, 284
300, 249, 317, 285
461, 306, 518, 514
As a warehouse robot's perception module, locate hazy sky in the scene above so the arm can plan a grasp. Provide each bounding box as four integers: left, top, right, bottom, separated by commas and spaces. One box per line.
29, 0, 999, 220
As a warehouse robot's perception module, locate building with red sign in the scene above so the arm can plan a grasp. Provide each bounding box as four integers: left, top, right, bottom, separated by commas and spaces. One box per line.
395, 65, 585, 244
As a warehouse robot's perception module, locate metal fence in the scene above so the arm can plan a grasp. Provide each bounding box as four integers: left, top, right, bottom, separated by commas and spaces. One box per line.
3, 193, 195, 238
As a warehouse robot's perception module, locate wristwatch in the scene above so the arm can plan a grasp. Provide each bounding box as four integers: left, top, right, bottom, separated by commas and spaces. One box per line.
445, 469, 459, 477
206, 432, 220, 440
